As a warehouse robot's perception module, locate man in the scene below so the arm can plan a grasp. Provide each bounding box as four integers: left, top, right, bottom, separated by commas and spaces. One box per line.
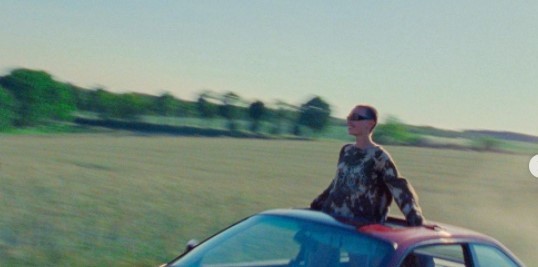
311, 104, 424, 226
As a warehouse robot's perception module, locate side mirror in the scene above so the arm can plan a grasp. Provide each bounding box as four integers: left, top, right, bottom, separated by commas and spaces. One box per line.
185, 239, 199, 252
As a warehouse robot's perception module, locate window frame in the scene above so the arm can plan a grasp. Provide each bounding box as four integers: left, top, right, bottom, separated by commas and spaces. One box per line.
399, 241, 523, 267
398, 242, 474, 267
467, 243, 521, 267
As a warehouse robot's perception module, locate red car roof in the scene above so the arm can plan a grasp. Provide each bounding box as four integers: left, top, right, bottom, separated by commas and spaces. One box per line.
264, 208, 503, 249
358, 216, 499, 249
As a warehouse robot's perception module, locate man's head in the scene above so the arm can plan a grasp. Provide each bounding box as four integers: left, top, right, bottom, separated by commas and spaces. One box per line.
347, 105, 378, 134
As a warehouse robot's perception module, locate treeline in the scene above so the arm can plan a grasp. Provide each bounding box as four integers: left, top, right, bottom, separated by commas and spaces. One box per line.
0, 68, 332, 135
0, 68, 518, 153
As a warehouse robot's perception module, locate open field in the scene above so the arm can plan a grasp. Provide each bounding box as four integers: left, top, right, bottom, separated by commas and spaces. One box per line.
1, 135, 536, 266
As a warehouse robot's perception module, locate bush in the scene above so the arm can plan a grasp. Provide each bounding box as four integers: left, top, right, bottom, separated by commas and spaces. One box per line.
470, 137, 502, 151
374, 116, 425, 146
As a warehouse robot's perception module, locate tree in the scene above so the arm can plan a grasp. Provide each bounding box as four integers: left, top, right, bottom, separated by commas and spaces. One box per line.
90, 88, 116, 119
248, 100, 265, 133
176, 99, 198, 117
70, 85, 94, 112
297, 96, 331, 133
155, 92, 178, 117
112, 93, 147, 120
0, 86, 17, 130
219, 92, 240, 119
196, 94, 218, 119
269, 100, 298, 135
219, 92, 242, 131
0, 69, 76, 126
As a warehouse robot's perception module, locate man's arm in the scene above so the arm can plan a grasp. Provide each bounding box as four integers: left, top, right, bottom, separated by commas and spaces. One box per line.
310, 145, 348, 210
380, 153, 424, 226
385, 175, 424, 226
310, 181, 332, 210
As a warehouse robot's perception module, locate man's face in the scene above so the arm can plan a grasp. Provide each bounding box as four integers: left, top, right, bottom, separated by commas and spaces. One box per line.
346, 107, 375, 136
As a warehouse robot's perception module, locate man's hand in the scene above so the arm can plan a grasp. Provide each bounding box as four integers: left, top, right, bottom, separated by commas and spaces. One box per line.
406, 210, 424, 226
310, 198, 323, 210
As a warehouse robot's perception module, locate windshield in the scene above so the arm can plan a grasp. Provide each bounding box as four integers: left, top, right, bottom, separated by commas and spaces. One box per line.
169, 214, 394, 267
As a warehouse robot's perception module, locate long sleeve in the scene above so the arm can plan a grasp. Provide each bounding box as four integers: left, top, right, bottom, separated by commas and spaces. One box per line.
381, 157, 424, 226
310, 145, 348, 210
311, 144, 425, 225
310, 181, 332, 210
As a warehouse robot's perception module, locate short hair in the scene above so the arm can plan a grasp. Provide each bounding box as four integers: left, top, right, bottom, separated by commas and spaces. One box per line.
356, 104, 378, 132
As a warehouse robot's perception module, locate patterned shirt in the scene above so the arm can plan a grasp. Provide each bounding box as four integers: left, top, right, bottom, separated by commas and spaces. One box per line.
311, 144, 424, 226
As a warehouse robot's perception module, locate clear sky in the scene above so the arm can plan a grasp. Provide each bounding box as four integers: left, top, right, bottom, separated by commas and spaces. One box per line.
1, 1, 537, 136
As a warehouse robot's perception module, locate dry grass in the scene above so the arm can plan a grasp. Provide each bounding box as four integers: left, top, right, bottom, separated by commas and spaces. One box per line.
0, 134, 536, 266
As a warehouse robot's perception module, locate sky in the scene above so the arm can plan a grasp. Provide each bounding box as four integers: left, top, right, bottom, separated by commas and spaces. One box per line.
1, 1, 537, 136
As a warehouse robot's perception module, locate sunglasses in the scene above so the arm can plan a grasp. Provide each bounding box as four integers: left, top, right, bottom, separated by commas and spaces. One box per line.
347, 113, 375, 121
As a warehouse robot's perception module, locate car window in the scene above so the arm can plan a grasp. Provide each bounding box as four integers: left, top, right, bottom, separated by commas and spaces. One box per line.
470, 244, 519, 267
401, 244, 466, 267
201, 217, 300, 265
170, 214, 394, 267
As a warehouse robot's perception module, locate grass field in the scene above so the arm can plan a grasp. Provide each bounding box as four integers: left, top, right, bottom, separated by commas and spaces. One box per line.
0, 135, 536, 266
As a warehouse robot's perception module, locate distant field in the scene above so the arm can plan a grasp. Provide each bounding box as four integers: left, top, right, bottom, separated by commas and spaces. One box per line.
0, 135, 536, 266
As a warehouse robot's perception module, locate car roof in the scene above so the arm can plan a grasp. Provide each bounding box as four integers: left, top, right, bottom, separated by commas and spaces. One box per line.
261, 208, 501, 249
